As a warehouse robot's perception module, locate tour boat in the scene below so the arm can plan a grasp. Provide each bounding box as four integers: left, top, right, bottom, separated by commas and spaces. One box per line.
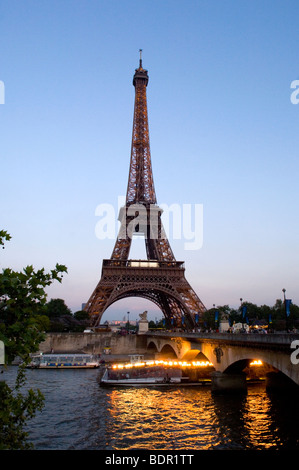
27, 353, 100, 369
99, 357, 214, 387
100, 364, 183, 386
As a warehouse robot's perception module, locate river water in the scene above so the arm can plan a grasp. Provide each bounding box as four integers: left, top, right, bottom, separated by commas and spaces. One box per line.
2, 366, 299, 451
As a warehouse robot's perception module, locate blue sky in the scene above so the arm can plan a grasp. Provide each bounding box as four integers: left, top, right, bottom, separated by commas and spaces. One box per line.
1, 0, 298, 321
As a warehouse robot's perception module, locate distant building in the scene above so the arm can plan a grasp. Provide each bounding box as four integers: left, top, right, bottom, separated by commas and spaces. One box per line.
107, 320, 137, 332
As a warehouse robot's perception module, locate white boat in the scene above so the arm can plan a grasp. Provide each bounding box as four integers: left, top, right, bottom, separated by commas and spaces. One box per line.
27, 353, 100, 369
100, 364, 182, 386
99, 357, 214, 387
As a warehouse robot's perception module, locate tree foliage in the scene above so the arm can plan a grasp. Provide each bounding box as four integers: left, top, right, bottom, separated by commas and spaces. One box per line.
0, 264, 67, 364
43, 301, 90, 332
45, 298, 72, 318
202, 299, 299, 331
0, 230, 67, 449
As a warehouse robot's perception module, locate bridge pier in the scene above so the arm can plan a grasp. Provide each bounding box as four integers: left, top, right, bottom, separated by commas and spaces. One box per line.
211, 371, 247, 394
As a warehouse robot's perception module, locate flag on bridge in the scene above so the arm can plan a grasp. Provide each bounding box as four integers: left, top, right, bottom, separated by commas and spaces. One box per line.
285, 299, 292, 317
242, 305, 247, 319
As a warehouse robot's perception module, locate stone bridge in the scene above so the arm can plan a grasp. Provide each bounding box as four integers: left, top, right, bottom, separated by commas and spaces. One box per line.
145, 331, 299, 392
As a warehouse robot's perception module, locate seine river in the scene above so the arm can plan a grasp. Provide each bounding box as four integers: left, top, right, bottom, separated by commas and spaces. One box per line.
2, 366, 299, 452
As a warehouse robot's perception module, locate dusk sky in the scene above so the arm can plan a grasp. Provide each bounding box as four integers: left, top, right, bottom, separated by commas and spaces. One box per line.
1, 0, 298, 321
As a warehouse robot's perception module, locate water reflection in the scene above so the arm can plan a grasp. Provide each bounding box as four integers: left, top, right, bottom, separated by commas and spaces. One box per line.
244, 389, 273, 449
266, 388, 299, 449
2, 367, 299, 450
211, 392, 248, 449
104, 383, 299, 450
105, 387, 218, 450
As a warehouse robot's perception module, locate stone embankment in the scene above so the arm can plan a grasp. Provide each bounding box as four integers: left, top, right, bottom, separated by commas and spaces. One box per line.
39, 332, 148, 357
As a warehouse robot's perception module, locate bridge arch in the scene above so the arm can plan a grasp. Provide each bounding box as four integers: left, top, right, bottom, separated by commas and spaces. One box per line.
146, 337, 213, 363
147, 341, 159, 354
160, 344, 177, 358
224, 359, 251, 374
181, 349, 205, 361
200, 342, 298, 386
145, 337, 187, 359
222, 349, 289, 377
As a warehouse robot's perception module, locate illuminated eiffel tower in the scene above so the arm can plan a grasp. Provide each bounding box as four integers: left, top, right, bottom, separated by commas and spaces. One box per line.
84, 51, 206, 328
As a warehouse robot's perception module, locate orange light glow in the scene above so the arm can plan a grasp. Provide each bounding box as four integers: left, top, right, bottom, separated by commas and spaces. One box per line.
111, 359, 214, 370
249, 360, 263, 366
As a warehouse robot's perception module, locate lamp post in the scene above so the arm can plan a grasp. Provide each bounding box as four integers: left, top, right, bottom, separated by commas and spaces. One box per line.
127, 311, 130, 332
282, 288, 287, 331
282, 288, 286, 302
213, 304, 219, 330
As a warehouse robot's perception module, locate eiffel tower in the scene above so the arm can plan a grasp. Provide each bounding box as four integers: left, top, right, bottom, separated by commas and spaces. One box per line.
84, 51, 206, 328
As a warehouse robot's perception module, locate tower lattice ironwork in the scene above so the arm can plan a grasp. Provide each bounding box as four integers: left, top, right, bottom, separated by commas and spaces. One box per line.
84, 52, 206, 328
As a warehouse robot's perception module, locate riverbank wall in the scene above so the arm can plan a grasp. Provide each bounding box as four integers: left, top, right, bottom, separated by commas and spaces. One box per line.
39, 332, 148, 357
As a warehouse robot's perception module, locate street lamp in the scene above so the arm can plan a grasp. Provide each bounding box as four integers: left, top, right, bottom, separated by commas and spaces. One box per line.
282, 288, 287, 330
282, 288, 286, 302
127, 311, 130, 331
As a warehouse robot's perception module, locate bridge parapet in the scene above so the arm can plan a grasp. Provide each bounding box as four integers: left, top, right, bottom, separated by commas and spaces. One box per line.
146, 331, 299, 350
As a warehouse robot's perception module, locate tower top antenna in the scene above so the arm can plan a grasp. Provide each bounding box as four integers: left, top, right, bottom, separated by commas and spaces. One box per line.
139, 49, 143, 68
133, 48, 148, 87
